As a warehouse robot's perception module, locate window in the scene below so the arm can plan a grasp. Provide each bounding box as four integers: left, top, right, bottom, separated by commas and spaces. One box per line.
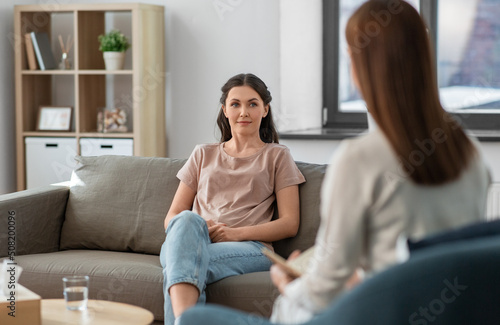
323, 0, 500, 130
436, 0, 500, 129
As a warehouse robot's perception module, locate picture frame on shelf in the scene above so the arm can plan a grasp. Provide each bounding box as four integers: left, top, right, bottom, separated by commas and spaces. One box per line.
36, 106, 72, 131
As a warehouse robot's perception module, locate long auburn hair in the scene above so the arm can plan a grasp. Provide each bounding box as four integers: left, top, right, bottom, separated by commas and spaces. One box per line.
346, 0, 475, 185
216, 73, 279, 143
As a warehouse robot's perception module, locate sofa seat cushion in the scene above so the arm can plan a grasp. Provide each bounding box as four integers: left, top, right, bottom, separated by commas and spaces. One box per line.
14, 250, 278, 321
60, 155, 187, 255
206, 271, 278, 318
15, 250, 164, 320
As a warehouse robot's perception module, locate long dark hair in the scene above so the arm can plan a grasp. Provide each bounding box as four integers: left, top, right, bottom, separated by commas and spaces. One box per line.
346, 0, 475, 185
217, 73, 279, 143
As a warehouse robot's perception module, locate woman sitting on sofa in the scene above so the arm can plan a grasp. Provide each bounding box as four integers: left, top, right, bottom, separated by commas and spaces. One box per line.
160, 73, 305, 325
178, 1, 491, 324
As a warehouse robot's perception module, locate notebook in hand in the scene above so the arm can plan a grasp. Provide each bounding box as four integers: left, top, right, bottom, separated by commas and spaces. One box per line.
262, 246, 316, 279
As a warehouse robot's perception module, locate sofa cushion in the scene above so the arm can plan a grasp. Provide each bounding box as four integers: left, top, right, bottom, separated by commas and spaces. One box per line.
14, 250, 281, 321
273, 162, 327, 258
206, 271, 279, 318
60, 155, 186, 254
15, 250, 164, 320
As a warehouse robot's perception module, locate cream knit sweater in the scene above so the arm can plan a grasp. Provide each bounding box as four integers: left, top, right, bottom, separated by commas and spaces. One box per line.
272, 129, 491, 324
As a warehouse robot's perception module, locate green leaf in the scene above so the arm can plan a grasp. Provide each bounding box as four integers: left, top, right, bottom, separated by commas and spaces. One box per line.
98, 29, 130, 52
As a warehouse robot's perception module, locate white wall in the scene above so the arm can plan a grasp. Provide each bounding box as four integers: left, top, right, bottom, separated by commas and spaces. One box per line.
0, 3, 16, 194
164, 0, 280, 158
280, 139, 340, 164
279, 0, 322, 132
479, 143, 500, 183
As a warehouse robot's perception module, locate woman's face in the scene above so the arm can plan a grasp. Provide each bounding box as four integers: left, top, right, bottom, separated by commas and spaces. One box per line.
222, 85, 269, 139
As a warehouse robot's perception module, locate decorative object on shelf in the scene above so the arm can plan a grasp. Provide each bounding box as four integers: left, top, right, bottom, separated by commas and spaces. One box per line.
98, 29, 130, 70
36, 106, 73, 131
30, 32, 57, 70
97, 107, 128, 133
58, 34, 73, 70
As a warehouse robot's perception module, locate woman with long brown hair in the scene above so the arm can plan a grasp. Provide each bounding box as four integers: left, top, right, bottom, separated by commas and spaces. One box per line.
268, 1, 491, 323
176, 1, 491, 324
160, 73, 305, 325
346, 0, 475, 186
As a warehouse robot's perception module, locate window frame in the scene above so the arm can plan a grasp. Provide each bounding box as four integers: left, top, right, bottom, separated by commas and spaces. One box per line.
323, 0, 368, 129
323, 0, 500, 131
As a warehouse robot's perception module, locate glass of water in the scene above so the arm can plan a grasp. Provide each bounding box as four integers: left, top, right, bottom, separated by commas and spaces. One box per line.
62, 275, 89, 310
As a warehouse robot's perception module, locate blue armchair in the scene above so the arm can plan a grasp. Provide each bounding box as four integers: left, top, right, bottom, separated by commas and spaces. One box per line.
180, 234, 500, 324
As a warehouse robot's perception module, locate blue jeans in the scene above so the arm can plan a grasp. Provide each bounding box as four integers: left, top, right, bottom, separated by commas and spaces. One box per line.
159, 211, 272, 325
178, 305, 272, 325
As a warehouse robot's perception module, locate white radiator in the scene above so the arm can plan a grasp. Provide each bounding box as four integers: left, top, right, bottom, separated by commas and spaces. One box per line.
487, 183, 500, 220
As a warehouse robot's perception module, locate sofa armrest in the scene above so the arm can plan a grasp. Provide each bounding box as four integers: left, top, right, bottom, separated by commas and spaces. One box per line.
0, 185, 70, 257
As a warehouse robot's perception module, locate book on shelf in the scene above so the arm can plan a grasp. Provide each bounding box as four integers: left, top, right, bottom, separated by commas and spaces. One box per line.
24, 33, 38, 70
30, 32, 57, 70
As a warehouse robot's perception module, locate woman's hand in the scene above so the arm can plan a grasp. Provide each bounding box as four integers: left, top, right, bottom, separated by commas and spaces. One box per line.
270, 250, 301, 294
208, 223, 239, 242
345, 268, 363, 290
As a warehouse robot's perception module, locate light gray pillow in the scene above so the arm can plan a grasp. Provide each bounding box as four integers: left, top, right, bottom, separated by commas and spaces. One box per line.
60, 155, 186, 255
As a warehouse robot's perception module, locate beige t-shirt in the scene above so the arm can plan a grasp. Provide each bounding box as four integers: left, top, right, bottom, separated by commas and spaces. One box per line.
177, 143, 305, 231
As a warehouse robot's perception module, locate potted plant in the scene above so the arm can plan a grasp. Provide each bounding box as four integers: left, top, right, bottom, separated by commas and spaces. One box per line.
98, 29, 130, 70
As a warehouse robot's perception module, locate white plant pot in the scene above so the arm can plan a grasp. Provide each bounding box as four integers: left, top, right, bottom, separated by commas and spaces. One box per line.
103, 51, 125, 70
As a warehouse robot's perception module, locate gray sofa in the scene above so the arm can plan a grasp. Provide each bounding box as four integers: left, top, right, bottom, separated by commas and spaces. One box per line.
0, 155, 326, 323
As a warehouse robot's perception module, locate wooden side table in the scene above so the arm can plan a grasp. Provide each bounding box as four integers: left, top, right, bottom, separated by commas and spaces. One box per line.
41, 299, 154, 325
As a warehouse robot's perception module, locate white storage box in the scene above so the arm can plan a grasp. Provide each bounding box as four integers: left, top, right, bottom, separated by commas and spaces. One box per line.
25, 137, 78, 189
80, 138, 133, 156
